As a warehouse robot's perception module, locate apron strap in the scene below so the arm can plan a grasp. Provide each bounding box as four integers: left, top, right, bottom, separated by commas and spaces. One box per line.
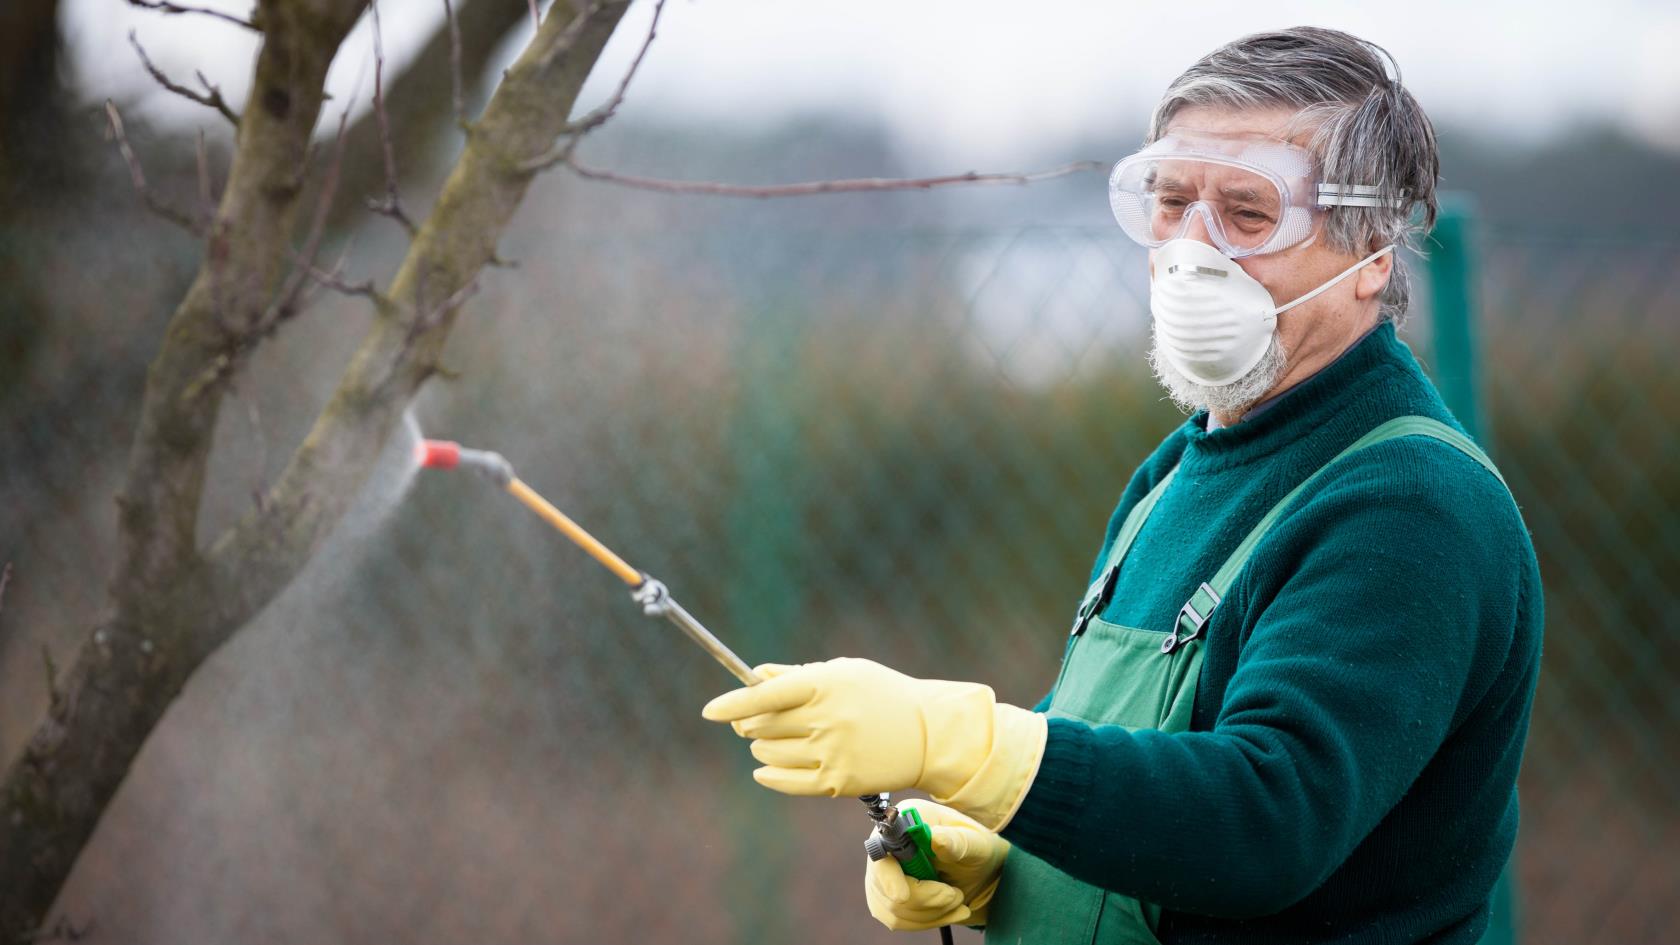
1165, 415, 1511, 651
1071, 466, 1180, 636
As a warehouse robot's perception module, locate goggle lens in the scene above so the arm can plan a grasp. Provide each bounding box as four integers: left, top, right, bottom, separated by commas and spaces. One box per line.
1109, 150, 1314, 258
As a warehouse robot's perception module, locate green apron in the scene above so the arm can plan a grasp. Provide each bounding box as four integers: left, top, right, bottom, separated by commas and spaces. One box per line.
983, 416, 1506, 945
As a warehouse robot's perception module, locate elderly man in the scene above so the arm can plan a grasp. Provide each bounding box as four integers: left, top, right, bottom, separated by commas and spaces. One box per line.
703, 27, 1542, 944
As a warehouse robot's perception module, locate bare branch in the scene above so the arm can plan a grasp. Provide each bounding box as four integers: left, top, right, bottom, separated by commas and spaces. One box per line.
125, 0, 258, 31
264, 103, 355, 327
419, 277, 478, 334
184, 102, 378, 405
527, 0, 540, 35
315, 0, 529, 236
517, 0, 663, 172
185, 252, 383, 404
300, 235, 362, 308
206, 0, 632, 615
103, 100, 202, 233
443, 0, 465, 127
237, 387, 270, 514
194, 129, 214, 221
366, 1, 417, 236
293, 254, 381, 301
40, 646, 62, 714
557, 158, 1108, 197
568, 0, 663, 134
129, 30, 240, 126
0, 562, 11, 620
16, 914, 94, 944
534, 0, 610, 71
198, 70, 237, 117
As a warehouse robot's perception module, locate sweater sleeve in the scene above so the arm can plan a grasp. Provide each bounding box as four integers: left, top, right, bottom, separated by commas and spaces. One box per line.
1000, 443, 1527, 918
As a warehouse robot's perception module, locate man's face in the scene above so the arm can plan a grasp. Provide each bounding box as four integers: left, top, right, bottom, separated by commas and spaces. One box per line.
1149, 105, 1392, 377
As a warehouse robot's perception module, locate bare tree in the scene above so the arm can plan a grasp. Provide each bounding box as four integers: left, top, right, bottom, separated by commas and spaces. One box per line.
0, 0, 1100, 935
0, 0, 629, 934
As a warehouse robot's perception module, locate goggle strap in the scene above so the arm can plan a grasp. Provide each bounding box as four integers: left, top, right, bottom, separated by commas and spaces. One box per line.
1317, 183, 1407, 208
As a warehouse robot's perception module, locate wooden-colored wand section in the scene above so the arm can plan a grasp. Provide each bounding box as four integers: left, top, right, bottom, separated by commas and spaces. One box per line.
417, 439, 764, 686
504, 477, 643, 586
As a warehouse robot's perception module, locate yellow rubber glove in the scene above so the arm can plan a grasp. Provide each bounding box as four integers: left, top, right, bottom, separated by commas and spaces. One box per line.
864, 799, 1010, 931
701, 658, 1048, 829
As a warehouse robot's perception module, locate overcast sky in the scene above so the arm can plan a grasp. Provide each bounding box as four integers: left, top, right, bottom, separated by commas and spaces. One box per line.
66, 0, 1680, 166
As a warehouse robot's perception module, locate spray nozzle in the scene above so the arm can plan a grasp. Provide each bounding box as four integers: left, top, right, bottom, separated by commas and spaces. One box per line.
415, 439, 514, 486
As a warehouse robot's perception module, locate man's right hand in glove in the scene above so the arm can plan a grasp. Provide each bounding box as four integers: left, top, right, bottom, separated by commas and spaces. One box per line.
864, 800, 1010, 932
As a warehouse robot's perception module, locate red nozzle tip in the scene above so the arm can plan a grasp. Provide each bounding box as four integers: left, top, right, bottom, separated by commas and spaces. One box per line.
416, 439, 462, 470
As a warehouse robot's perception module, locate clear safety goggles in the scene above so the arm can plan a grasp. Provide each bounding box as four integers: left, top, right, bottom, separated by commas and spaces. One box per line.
1108, 133, 1403, 258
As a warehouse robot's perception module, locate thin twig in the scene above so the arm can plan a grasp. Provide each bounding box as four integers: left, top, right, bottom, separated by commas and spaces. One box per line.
235, 382, 269, 513
397, 277, 479, 373
301, 235, 361, 308
129, 30, 240, 126
559, 158, 1108, 197
535, 0, 609, 71
366, 1, 417, 236
125, 0, 258, 32
568, 0, 663, 134
40, 646, 62, 712
197, 70, 238, 119
519, 0, 665, 172
16, 914, 94, 944
183, 246, 380, 403
527, 0, 540, 35
188, 102, 358, 402
0, 562, 11, 619
194, 128, 214, 222
264, 103, 356, 325
442, 0, 465, 128
292, 254, 381, 301
104, 100, 202, 233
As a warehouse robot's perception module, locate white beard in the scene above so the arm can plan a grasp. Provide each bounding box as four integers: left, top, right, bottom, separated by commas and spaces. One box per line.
1148, 328, 1290, 420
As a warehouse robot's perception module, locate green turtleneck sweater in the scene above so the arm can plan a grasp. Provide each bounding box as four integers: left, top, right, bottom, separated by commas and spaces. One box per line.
1001, 323, 1543, 944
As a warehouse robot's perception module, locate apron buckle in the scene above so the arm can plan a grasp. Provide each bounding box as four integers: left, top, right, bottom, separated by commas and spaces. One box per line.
1070, 565, 1120, 637
1165, 581, 1221, 652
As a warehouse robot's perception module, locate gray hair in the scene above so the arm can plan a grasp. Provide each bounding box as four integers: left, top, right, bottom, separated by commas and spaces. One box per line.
1147, 27, 1440, 322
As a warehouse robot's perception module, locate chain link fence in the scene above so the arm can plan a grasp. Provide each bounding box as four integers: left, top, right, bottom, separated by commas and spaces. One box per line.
2, 213, 1675, 942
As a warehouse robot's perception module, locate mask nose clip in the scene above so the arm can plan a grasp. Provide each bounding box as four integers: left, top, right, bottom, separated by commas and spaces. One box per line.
1165, 263, 1229, 278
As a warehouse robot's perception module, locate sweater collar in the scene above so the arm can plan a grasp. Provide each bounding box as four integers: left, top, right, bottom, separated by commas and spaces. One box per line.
1177, 322, 1413, 468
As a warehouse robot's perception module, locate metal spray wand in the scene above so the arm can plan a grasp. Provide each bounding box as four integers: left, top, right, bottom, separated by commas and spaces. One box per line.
415, 440, 946, 934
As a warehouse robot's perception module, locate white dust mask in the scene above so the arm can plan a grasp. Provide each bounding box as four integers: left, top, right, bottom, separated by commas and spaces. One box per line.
1149, 239, 1395, 387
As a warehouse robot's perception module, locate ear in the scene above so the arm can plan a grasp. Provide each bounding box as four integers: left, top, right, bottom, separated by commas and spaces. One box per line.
1353, 250, 1393, 301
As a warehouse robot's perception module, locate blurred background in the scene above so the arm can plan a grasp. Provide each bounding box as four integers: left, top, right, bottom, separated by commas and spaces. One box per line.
2, 0, 1676, 942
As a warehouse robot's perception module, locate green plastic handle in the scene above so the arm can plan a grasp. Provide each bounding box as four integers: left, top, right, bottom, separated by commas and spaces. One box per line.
898, 806, 939, 882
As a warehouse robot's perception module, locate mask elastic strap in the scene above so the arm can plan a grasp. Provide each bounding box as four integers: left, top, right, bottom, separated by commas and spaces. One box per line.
1272, 245, 1395, 317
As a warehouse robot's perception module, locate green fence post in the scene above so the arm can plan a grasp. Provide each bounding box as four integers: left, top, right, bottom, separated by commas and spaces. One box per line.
721, 304, 806, 943
1427, 196, 1518, 945
1427, 196, 1486, 439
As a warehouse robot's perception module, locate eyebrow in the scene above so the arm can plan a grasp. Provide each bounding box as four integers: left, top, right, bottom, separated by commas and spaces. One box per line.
1219, 182, 1275, 206
1150, 175, 1276, 207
